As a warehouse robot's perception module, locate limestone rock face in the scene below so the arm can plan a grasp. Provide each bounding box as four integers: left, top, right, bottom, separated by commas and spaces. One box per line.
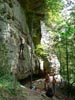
0, 0, 35, 79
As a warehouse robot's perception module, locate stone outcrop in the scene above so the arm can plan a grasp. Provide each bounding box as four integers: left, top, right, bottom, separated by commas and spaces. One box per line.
0, 0, 35, 79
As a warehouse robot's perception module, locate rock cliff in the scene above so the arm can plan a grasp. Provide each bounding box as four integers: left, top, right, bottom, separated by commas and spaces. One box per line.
0, 0, 35, 79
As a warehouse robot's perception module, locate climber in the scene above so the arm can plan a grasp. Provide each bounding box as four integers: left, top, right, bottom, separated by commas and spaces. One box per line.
19, 35, 25, 59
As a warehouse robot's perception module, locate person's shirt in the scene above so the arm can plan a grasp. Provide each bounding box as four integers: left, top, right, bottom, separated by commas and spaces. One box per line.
52, 77, 56, 85
21, 37, 25, 44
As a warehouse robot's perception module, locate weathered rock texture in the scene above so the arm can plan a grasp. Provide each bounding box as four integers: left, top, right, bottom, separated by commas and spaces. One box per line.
0, 0, 35, 79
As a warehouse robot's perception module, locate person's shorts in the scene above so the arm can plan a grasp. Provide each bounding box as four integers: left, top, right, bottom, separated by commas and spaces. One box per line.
20, 44, 24, 50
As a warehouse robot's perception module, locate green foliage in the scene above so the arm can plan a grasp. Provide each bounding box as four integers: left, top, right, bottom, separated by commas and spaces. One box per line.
59, 24, 75, 38
35, 44, 47, 57
45, 0, 63, 13
44, 0, 63, 27
0, 74, 20, 100
0, 74, 16, 89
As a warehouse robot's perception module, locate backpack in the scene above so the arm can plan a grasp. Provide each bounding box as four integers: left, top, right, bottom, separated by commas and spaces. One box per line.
46, 87, 54, 98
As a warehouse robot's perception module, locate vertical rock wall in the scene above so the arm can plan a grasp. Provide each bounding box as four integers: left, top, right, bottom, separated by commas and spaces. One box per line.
0, 0, 35, 79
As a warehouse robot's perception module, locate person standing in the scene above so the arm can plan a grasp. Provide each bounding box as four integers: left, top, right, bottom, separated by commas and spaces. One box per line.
52, 75, 56, 95
45, 72, 54, 98
44, 72, 50, 90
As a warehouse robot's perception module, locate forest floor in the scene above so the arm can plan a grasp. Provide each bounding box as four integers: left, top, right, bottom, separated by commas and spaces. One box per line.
0, 77, 75, 100
25, 78, 75, 100
0, 84, 52, 100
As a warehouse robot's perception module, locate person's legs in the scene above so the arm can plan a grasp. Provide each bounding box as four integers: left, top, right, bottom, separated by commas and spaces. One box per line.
52, 84, 56, 95
19, 44, 24, 59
